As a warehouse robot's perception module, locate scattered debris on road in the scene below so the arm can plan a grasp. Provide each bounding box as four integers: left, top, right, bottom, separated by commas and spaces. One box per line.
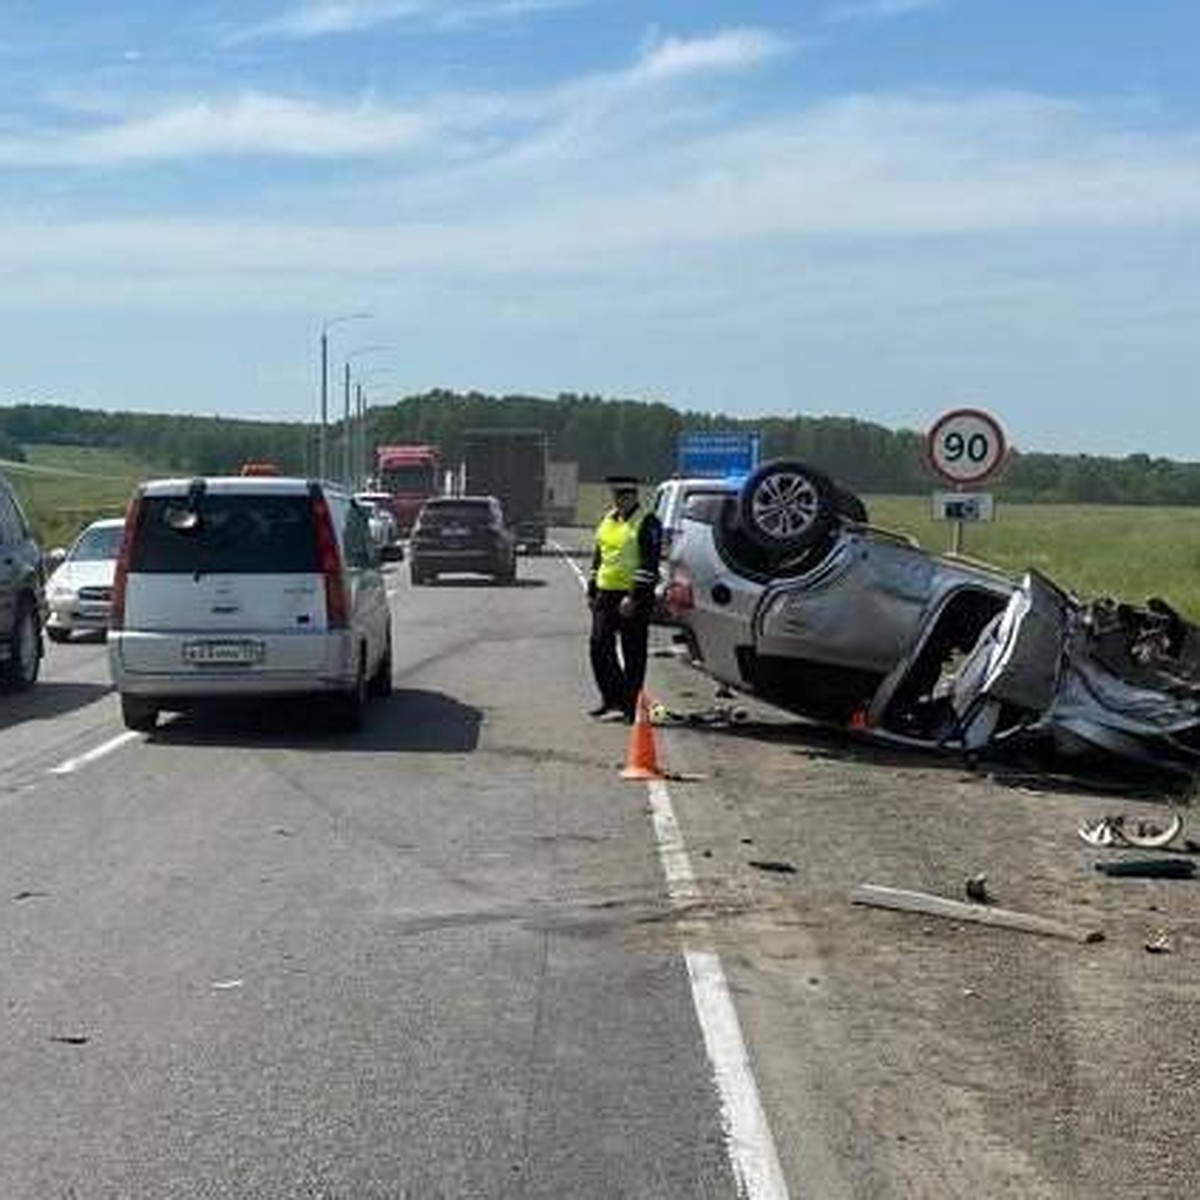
210, 979, 244, 991
852, 883, 1105, 944
48, 1034, 90, 1046
749, 860, 798, 875
12, 889, 49, 902
964, 874, 992, 904
1093, 858, 1196, 879
1145, 931, 1174, 954
1078, 813, 1184, 849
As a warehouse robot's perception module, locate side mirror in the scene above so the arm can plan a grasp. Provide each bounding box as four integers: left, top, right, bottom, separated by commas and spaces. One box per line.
44, 548, 67, 573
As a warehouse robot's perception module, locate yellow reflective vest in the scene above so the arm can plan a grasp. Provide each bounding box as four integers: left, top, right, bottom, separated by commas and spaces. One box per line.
594, 509, 646, 592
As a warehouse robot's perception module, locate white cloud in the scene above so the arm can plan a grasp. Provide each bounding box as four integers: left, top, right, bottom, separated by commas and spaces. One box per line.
826, 0, 944, 22
0, 27, 788, 168
0, 92, 434, 165
231, 0, 580, 42
3, 91, 1199, 292
633, 28, 793, 82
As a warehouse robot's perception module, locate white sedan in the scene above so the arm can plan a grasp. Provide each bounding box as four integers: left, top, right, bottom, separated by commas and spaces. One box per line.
45, 517, 126, 642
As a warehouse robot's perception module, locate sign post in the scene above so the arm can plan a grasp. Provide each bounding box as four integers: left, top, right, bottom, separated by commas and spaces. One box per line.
926, 408, 1007, 554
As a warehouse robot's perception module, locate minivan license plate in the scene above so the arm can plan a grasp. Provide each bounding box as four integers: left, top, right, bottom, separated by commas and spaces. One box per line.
183, 639, 265, 666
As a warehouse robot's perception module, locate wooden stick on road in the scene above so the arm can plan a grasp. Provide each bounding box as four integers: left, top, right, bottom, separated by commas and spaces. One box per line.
851, 883, 1105, 945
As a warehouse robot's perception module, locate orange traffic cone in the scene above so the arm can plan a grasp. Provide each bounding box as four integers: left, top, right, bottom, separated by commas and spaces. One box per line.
621, 691, 665, 781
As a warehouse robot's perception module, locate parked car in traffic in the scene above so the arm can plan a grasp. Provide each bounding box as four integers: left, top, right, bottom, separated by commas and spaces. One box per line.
45, 517, 125, 642
666, 459, 1200, 780
353, 492, 404, 561
0, 474, 45, 690
409, 496, 517, 586
108, 477, 392, 732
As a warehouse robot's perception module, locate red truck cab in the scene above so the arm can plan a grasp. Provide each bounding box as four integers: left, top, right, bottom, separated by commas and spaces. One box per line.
374, 445, 442, 533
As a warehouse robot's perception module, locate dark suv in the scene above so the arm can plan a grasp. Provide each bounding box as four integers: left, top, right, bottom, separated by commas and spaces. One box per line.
0, 475, 46, 690
410, 496, 517, 585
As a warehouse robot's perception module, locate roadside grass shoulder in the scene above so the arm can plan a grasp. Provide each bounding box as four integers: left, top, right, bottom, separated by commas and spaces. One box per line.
1, 444, 162, 549
576, 483, 1200, 617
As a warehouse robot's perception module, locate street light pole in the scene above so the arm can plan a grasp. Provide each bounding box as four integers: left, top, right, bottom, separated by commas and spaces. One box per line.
318, 312, 372, 480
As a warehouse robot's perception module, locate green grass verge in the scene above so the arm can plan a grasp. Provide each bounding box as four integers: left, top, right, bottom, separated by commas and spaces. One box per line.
575, 482, 1200, 617
1, 444, 163, 549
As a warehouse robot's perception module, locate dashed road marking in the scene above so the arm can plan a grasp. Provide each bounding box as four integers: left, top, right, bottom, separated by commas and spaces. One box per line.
49, 730, 142, 776
550, 535, 790, 1199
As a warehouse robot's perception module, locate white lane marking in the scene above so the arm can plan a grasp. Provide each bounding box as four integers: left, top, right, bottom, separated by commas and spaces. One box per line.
552, 535, 789, 1197
648, 779, 791, 1200
49, 730, 142, 776
548, 538, 589, 590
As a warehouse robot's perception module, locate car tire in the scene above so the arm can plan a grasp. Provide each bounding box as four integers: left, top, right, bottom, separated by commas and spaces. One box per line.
328, 653, 367, 732
1, 598, 42, 691
46, 627, 72, 644
738, 460, 838, 553
368, 633, 393, 698
835, 486, 869, 524
120, 694, 159, 732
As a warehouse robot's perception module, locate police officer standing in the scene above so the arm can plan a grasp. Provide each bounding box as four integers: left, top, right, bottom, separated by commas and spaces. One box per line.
587, 475, 662, 723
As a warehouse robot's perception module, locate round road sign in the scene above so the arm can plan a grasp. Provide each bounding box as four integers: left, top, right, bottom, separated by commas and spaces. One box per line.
927, 408, 1007, 485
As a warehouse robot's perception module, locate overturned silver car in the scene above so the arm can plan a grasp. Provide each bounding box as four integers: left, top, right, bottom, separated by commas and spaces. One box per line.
665, 459, 1200, 780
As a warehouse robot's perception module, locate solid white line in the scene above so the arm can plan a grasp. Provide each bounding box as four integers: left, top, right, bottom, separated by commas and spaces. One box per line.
553, 531, 788, 1195
49, 730, 142, 776
648, 778, 791, 1200
548, 538, 589, 591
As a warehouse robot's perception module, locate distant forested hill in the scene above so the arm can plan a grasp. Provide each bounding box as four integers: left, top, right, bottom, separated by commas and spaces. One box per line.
0, 404, 310, 475
3, 393, 1200, 505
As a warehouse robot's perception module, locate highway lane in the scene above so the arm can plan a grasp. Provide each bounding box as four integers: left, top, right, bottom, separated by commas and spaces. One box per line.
0, 556, 740, 1199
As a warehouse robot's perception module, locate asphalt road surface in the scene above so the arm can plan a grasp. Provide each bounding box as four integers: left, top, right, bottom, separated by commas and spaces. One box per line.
2, 539, 1198, 1199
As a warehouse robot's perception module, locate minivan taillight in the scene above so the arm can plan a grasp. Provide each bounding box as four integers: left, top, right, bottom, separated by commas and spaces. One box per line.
109, 495, 143, 631
310, 491, 348, 630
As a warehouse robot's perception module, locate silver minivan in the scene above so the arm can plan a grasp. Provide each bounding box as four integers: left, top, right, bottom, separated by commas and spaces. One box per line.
108, 477, 392, 732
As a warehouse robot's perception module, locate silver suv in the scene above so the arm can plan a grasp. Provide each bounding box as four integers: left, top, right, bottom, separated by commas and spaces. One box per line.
0, 474, 46, 691
108, 477, 392, 732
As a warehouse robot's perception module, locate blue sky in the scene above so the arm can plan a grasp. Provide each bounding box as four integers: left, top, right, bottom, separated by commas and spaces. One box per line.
1, 1, 1198, 456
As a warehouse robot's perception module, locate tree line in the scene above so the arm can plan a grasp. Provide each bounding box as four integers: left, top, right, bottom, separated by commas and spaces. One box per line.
2, 393, 1199, 506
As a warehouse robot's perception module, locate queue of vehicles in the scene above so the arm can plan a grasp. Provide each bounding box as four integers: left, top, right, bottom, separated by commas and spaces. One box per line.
10, 444, 1200, 781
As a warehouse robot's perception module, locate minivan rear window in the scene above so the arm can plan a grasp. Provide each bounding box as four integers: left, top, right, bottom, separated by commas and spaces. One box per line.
130, 494, 319, 574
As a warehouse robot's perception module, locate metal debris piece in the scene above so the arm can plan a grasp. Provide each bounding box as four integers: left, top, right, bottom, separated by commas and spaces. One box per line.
49, 1035, 90, 1045
1094, 858, 1196, 879
964, 874, 992, 904
1079, 814, 1183, 850
852, 883, 1104, 944
211, 979, 244, 991
749, 860, 797, 875
1145, 931, 1174, 954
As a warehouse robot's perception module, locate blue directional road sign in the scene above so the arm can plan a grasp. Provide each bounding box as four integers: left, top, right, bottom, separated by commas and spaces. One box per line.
676, 431, 762, 479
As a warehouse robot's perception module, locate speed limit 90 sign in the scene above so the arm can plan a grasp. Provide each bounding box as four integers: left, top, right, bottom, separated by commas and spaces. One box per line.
927, 408, 1007, 484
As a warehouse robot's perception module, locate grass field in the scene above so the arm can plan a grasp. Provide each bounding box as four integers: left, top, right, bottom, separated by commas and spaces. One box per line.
577, 482, 1200, 617
1, 445, 157, 549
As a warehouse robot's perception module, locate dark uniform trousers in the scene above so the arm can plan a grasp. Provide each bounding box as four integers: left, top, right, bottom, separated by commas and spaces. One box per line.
589, 590, 651, 717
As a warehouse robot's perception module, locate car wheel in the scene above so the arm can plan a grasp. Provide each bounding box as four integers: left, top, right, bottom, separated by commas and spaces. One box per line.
739, 460, 837, 553
46, 627, 72, 644
120, 694, 159, 732
368, 632, 393, 698
1, 599, 42, 691
328, 653, 367, 732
